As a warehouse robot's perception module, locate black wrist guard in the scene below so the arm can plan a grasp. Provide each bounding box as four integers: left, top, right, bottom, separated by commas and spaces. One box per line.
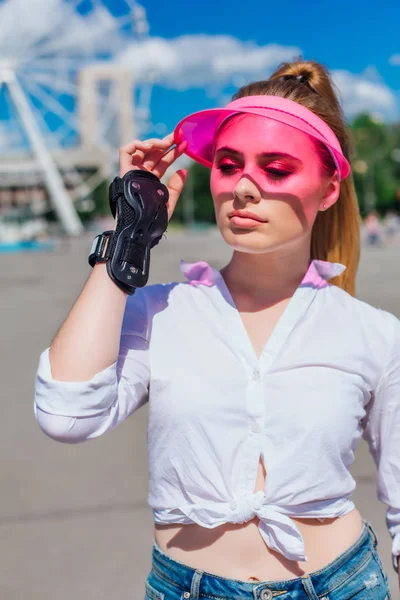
88, 170, 169, 295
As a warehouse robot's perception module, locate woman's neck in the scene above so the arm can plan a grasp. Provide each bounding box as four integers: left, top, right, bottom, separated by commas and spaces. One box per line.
220, 246, 311, 304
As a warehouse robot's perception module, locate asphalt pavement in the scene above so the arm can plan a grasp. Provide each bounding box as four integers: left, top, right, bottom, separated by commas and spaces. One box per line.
1, 228, 399, 599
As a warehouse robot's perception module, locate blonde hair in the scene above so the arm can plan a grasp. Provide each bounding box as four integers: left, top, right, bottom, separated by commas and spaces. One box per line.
232, 58, 360, 296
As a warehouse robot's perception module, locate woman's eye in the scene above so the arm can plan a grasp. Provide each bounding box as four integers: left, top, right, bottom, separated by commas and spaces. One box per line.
217, 164, 292, 178
266, 168, 291, 177
218, 164, 238, 173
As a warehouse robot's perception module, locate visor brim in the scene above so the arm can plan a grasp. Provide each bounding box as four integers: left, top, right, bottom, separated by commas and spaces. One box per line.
174, 107, 350, 180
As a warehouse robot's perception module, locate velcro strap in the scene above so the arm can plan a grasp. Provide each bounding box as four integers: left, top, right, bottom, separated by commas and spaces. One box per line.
110, 177, 124, 197
109, 177, 125, 218
120, 239, 146, 269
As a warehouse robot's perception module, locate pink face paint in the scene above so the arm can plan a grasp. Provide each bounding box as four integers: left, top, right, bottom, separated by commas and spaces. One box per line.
209, 113, 336, 253
174, 95, 349, 180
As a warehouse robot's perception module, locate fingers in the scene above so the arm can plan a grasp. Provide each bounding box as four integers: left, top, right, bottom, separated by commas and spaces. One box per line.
119, 133, 176, 177
166, 169, 187, 221
141, 135, 178, 172
120, 133, 173, 156
119, 145, 138, 177
152, 140, 188, 179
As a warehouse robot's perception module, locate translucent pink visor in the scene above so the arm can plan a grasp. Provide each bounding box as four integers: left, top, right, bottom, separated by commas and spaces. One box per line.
174, 95, 350, 181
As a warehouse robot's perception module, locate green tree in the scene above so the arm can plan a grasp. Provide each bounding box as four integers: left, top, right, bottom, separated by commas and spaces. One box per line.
91, 177, 109, 216
171, 162, 216, 225
351, 114, 399, 215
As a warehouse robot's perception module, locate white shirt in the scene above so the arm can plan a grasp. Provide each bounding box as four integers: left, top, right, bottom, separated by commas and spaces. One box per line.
34, 259, 400, 568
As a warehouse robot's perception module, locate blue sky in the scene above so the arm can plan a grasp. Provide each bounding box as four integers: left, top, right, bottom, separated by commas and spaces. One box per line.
137, 0, 400, 135
144, 0, 400, 79
0, 0, 399, 151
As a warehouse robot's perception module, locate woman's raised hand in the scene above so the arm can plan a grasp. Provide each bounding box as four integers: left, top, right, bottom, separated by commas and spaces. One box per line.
119, 133, 188, 221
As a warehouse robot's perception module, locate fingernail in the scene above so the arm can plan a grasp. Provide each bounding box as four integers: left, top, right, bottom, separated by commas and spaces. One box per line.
175, 128, 184, 143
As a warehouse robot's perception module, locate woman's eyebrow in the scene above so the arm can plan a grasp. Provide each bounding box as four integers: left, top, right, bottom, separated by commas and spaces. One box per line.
215, 146, 302, 163
215, 146, 241, 157
258, 152, 302, 164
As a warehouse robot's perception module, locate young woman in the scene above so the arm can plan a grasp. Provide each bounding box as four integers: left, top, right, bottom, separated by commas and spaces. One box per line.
35, 59, 399, 599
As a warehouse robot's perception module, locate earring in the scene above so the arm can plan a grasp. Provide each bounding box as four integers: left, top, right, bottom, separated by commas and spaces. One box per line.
321, 203, 327, 210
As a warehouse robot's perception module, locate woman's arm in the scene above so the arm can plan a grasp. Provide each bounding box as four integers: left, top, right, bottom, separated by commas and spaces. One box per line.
48, 133, 187, 382
363, 311, 400, 575
49, 262, 128, 381
34, 133, 187, 442
34, 285, 150, 442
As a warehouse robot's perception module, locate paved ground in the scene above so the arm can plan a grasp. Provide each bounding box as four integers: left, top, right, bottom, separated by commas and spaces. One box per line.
1, 228, 399, 599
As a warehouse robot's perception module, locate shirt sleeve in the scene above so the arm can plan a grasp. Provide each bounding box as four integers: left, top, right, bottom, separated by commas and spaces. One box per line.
362, 311, 400, 571
34, 288, 151, 443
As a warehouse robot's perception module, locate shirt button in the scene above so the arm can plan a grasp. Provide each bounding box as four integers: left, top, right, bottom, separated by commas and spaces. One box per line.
230, 501, 237, 511
252, 369, 261, 381
249, 422, 260, 434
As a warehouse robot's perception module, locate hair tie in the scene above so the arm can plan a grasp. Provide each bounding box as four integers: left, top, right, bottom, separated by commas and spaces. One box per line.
278, 74, 316, 92
279, 74, 307, 83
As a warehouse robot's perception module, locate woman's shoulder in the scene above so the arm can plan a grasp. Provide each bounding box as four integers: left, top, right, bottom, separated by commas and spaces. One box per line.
124, 278, 196, 317
326, 283, 400, 343
130, 259, 217, 311
122, 280, 192, 338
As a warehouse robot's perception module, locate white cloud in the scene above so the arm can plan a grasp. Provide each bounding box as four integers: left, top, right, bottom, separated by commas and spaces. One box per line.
1, 0, 397, 125
0, 0, 135, 67
117, 34, 398, 121
117, 35, 301, 90
389, 54, 400, 66
332, 69, 398, 121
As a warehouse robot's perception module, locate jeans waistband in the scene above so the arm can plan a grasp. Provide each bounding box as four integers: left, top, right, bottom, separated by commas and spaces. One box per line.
151, 520, 379, 600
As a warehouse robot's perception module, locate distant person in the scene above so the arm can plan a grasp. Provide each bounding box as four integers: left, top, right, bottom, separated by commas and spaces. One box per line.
34, 59, 399, 598
365, 210, 383, 246
383, 210, 400, 241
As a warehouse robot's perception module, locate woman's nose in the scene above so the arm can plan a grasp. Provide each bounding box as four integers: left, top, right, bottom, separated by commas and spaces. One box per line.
233, 177, 261, 204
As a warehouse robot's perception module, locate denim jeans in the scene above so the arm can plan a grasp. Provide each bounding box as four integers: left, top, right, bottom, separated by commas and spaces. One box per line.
145, 521, 391, 600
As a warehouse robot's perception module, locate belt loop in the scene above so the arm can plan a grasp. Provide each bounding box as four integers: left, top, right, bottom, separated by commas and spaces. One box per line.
301, 575, 319, 600
366, 521, 378, 547
189, 570, 203, 600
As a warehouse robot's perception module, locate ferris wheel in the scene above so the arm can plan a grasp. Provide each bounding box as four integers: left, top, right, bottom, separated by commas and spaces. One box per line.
0, 0, 155, 235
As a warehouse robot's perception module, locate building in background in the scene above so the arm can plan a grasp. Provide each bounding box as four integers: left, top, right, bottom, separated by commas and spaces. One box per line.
0, 0, 153, 238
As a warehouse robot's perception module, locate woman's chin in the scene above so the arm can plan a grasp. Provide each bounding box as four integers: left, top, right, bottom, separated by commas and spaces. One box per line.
219, 229, 280, 254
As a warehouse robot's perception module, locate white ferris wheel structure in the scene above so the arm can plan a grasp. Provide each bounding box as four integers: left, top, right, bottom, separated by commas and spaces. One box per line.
0, 0, 156, 235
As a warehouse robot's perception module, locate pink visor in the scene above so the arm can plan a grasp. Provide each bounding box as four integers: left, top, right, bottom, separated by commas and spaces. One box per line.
174, 95, 350, 181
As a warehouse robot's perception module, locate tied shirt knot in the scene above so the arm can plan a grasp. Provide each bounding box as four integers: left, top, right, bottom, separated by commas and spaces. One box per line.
229, 492, 308, 562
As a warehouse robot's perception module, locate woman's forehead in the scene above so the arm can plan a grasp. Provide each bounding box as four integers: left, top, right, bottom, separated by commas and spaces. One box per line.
214, 113, 316, 157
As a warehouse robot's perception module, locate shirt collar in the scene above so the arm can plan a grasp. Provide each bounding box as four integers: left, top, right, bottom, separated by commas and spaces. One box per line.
180, 259, 346, 287
180, 260, 220, 286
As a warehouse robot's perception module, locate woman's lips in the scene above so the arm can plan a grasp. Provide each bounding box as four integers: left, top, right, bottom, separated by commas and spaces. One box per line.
229, 212, 268, 228
230, 216, 265, 227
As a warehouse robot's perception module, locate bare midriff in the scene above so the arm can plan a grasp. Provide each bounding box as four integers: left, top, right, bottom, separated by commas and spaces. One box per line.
154, 299, 364, 582
154, 461, 364, 582
155, 509, 363, 582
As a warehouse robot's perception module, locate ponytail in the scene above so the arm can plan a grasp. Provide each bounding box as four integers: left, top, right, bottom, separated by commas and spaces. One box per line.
233, 58, 360, 296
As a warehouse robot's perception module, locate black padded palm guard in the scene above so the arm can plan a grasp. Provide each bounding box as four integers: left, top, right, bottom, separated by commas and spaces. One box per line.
106, 169, 169, 295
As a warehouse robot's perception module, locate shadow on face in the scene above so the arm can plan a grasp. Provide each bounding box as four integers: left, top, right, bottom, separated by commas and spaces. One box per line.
209, 114, 337, 254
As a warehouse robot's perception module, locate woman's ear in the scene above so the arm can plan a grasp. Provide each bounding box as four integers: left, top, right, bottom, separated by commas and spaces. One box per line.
319, 171, 340, 211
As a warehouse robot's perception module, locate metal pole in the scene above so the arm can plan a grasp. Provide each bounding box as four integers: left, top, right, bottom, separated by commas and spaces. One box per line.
4, 69, 83, 235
